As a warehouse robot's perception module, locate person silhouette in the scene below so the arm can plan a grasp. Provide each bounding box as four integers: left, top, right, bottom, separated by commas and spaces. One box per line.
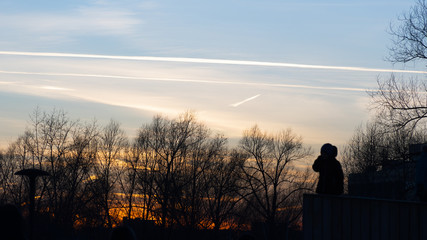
416, 145, 427, 201
110, 225, 137, 240
0, 203, 27, 240
312, 143, 344, 195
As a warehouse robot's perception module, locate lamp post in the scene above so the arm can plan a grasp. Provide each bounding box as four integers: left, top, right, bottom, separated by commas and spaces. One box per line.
15, 168, 49, 240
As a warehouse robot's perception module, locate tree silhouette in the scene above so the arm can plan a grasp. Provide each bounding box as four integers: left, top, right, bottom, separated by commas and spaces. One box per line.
202, 149, 245, 230
389, 0, 427, 63
343, 120, 427, 198
94, 119, 128, 228
372, 1, 427, 130
0, 108, 315, 237
238, 125, 312, 237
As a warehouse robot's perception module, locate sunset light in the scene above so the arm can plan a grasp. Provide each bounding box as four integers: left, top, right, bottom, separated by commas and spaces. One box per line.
1, 1, 426, 240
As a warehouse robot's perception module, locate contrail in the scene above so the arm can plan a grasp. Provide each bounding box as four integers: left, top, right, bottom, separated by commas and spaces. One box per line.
0, 69, 375, 92
0, 50, 426, 74
230, 94, 261, 107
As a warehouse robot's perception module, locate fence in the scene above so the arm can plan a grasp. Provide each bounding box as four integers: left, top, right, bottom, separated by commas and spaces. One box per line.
303, 194, 427, 240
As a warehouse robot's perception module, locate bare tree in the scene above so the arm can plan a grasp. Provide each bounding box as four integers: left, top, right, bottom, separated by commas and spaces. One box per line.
134, 127, 157, 221
94, 119, 128, 227
133, 112, 233, 230
369, 75, 427, 130
344, 120, 427, 172
38, 109, 76, 226
62, 120, 99, 227
0, 135, 28, 205
143, 114, 178, 227
142, 112, 209, 228
343, 120, 427, 199
202, 148, 245, 231
0, 109, 106, 228
371, 0, 427, 130
0, 134, 32, 204
117, 134, 157, 221
14, 108, 79, 226
238, 125, 312, 235
117, 143, 140, 220
389, 0, 427, 63
0, 107, 321, 234
342, 122, 387, 174
177, 133, 227, 229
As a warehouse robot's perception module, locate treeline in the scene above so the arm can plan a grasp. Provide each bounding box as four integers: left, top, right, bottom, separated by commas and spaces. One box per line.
0, 108, 313, 234
341, 118, 427, 200
343, 121, 427, 174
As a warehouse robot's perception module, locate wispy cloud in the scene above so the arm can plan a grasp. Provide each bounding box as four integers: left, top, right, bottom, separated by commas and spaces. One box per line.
230, 94, 261, 107
0, 53, 374, 147
0, 51, 425, 74
0, 81, 14, 84
0, 7, 141, 36
39, 86, 74, 91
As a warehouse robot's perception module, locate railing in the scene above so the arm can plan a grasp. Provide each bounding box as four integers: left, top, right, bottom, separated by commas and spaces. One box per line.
303, 194, 427, 240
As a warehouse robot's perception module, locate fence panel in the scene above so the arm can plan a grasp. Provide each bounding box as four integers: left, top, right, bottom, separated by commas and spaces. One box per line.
303, 194, 427, 240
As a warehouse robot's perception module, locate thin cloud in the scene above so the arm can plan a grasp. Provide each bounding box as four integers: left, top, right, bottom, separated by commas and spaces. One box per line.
39, 86, 74, 91
76, 95, 181, 116
0, 81, 14, 84
230, 94, 261, 107
0, 8, 141, 36
0, 69, 374, 92
0, 51, 426, 74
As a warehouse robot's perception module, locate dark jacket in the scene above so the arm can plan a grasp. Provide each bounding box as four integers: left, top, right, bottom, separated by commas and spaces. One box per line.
312, 155, 344, 195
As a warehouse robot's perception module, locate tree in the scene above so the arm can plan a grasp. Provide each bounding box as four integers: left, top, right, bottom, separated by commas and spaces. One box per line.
63, 120, 99, 227
0, 108, 107, 228
144, 114, 185, 227
389, 0, 427, 63
117, 131, 157, 222
343, 120, 427, 198
343, 122, 387, 174
371, 0, 427, 129
133, 127, 157, 221
173, 130, 228, 229
369, 75, 427, 130
36, 108, 77, 227
18, 108, 80, 227
344, 120, 427, 172
0, 107, 321, 233
202, 149, 245, 231
0, 132, 33, 205
94, 119, 128, 228
117, 142, 142, 220
238, 125, 312, 236
139, 112, 205, 228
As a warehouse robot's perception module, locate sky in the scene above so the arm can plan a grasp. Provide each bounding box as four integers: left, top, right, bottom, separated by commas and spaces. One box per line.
0, 0, 425, 151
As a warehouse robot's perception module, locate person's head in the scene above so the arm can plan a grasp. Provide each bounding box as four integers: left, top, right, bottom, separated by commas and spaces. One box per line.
332, 145, 338, 157
321, 143, 337, 158
110, 225, 136, 240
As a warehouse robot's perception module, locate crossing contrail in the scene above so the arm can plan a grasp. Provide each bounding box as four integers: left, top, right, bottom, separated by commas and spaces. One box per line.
0, 51, 426, 74
230, 94, 261, 107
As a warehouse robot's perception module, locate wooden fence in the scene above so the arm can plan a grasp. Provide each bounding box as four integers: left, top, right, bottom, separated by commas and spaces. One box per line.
303, 194, 427, 240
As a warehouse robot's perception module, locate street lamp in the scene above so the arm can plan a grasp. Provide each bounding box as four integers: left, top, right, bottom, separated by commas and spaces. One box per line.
15, 168, 49, 240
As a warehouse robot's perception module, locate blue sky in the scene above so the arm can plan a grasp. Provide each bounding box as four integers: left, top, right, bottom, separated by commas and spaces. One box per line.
0, 0, 424, 150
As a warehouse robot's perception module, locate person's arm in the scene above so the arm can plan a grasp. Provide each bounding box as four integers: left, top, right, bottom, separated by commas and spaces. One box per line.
336, 161, 344, 194
312, 156, 323, 172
